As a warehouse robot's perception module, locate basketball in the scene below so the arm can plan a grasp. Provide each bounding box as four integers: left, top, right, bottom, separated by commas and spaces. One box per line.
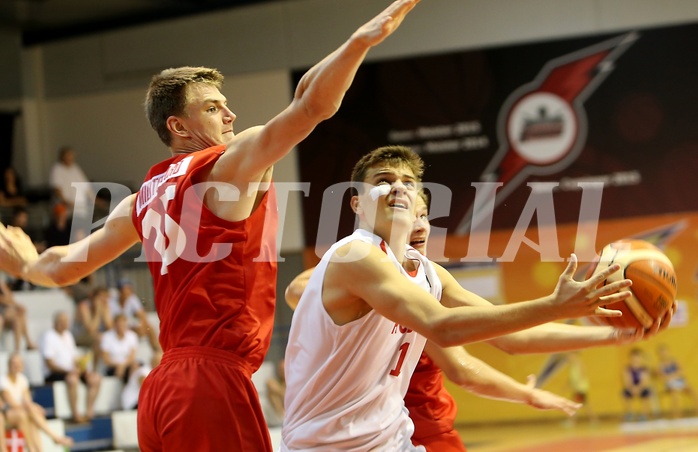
586, 239, 677, 329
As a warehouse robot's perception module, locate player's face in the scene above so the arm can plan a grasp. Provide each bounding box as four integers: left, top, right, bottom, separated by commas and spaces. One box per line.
359, 163, 418, 233
179, 83, 236, 148
409, 196, 430, 255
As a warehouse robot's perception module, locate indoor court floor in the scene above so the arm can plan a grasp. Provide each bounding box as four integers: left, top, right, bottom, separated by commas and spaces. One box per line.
459, 417, 698, 451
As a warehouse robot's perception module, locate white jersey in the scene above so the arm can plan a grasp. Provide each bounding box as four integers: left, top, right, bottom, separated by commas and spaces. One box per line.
281, 229, 442, 451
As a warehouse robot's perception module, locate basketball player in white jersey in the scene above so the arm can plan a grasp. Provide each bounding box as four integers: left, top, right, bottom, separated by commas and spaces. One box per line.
285, 189, 669, 450
281, 145, 633, 451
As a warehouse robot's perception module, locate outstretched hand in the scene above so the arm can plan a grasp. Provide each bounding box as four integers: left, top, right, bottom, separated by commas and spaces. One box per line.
525, 375, 581, 416
351, 0, 420, 47
0, 223, 39, 278
552, 254, 632, 319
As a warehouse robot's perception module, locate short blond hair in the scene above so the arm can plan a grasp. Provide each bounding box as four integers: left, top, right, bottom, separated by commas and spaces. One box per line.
350, 146, 424, 193
144, 66, 224, 146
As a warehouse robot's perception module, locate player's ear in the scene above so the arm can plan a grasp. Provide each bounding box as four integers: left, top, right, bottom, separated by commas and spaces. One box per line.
166, 116, 189, 138
351, 195, 362, 215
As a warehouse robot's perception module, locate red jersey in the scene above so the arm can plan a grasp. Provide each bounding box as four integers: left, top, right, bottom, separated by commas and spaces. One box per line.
406, 352, 458, 440
132, 146, 278, 372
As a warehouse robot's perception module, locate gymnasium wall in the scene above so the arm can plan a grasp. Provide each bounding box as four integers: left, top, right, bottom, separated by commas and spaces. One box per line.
11, 0, 698, 252
4, 0, 698, 424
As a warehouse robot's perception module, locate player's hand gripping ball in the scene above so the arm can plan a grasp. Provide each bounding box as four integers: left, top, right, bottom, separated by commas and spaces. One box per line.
587, 240, 677, 329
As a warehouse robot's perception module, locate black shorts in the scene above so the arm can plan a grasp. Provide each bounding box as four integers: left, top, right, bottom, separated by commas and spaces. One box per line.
105, 366, 131, 384
623, 388, 651, 399
45, 371, 89, 385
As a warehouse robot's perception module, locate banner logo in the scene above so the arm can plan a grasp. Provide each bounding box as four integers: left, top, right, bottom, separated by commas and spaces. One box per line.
456, 32, 639, 235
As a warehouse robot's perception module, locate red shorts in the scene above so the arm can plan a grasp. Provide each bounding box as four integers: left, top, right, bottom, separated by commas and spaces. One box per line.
137, 346, 272, 451
413, 428, 467, 452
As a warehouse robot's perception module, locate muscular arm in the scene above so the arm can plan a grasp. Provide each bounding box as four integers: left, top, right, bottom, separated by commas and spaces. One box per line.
488, 322, 643, 354
284, 267, 315, 310
212, 0, 421, 189
324, 242, 629, 347
0, 194, 140, 288
424, 342, 580, 415
432, 264, 642, 354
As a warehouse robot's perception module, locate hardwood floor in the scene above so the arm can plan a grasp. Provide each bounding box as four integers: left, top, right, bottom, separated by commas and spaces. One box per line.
458, 417, 698, 451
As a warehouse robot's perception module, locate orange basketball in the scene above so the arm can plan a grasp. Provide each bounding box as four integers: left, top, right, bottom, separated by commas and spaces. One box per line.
586, 239, 677, 329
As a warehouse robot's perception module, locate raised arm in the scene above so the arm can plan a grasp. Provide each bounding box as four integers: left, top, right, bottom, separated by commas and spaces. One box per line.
0, 194, 140, 288
325, 242, 631, 347
424, 342, 580, 416
213, 0, 421, 186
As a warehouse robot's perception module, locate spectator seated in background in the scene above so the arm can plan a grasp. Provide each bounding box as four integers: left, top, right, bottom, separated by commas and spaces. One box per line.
9, 207, 43, 252
41, 311, 101, 423
73, 286, 113, 369
0, 167, 27, 208
49, 146, 97, 227
100, 314, 139, 384
109, 280, 159, 351
1, 353, 74, 449
122, 352, 162, 411
7, 207, 43, 290
64, 272, 96, 306
0, 279, 37, 351
42, 202, 73, 249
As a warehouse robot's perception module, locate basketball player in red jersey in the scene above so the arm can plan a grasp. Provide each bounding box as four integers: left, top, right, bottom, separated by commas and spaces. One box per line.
286, 188, 673, 451
0, 1, 422, 450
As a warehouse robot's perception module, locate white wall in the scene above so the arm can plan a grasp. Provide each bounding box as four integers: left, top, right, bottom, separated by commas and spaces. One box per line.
16, 0, 698, 251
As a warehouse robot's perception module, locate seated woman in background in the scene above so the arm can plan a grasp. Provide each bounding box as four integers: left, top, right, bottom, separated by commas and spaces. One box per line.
73, 286, 113, 369
43, 203, 73, 249
0, 167, 26, 208
0, 279, 37, 352
1, 353, 74, 450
